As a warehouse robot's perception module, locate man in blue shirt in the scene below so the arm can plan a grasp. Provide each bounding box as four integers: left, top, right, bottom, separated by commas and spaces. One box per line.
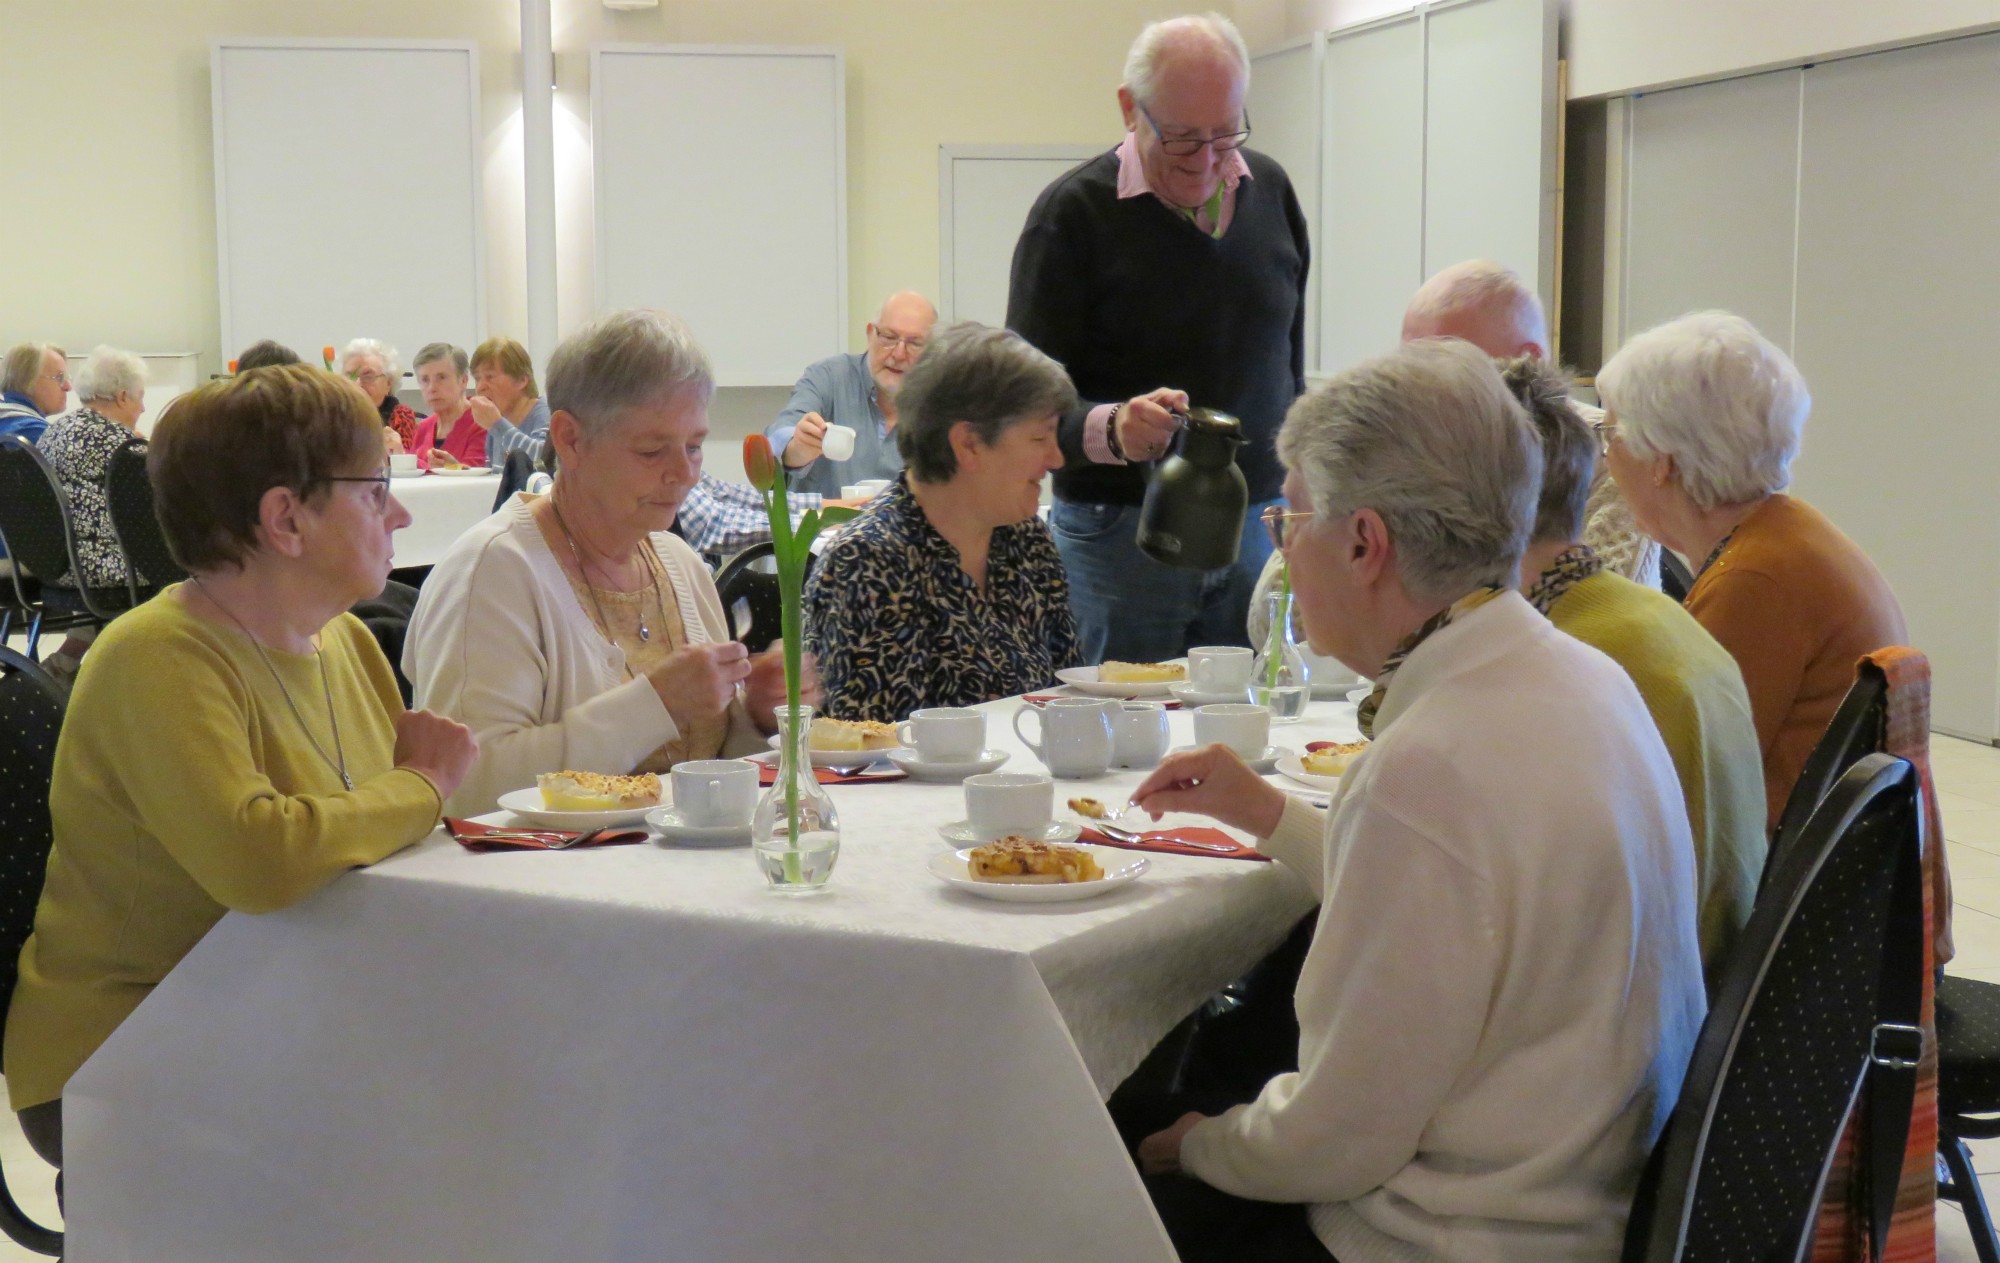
765, 291, 936, 499
0, 342, 69, 444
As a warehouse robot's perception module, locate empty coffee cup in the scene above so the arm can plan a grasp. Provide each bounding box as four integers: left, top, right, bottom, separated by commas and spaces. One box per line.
819, 424, 858, 462
897, 707, 986, 762
671, 759, 759, 827
1188, 646, 1255, 691
964, 772, 1054, 841
1192, 703, 1271, 758
1112, 701, 1170, 768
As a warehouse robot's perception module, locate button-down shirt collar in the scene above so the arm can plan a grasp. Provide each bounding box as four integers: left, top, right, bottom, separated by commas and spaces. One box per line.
1113, 129, 1252, 236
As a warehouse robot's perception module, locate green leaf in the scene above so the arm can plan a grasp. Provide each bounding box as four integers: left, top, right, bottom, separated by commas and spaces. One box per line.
819, 506, 861, 525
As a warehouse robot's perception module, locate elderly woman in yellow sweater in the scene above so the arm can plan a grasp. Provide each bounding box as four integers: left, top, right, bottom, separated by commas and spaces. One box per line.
1502, 355, 1766, 990
2, 365, 477, 1175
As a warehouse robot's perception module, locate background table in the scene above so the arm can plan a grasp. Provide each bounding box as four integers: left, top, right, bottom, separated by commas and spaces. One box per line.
62, 693, 1362, 1262
389, 471, 502, 568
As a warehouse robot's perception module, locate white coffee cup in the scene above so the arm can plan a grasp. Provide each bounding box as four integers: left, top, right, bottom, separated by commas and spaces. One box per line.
897, 707, 986, 762
670, 759, 759, 828
964, 772, 1054, 841
1012, 697, 1116, 779
856, 479, 892, 498
1189, 646, 1255, 691
1112, 701, 1170, 768
819, 423, 858, 462
1193, 703, 1271, 758
388, 452, 419, 474
840, 484, 865, 500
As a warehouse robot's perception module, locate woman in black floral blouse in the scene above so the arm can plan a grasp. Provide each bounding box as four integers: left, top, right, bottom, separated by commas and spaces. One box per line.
35, 345, 150, 683
805, 323, 1080, 724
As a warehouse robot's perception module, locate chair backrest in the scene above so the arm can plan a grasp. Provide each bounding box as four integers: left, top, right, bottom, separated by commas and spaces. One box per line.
494, 447, 535, 512
0, 436, 79, 589
715, 541, 785, 652
1768, 663, 1890, 882
1660, 550, 1696, 604
1623, 752, 1925, 1263
105, 438, 187, 590
0, 648, 65, 1022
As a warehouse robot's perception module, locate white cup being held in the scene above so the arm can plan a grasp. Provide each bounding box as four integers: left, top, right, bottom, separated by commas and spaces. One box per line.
1188, 646, 1256, 691
670, 759, 760, 827
1192, 703, 1271, 759
1012, 697, 1116, 779
897, 707, 986, 763
1111, 701, 1170, 768
964, 772, 1054, 841
819, 424, 858, 462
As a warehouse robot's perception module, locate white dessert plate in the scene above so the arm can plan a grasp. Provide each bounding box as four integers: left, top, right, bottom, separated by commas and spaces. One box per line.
885, 748, 1010, 781
495, 787, 659, 829
937, 820, 1083, 847
1168, 681, 1253, 707
1169, 744, 1285, 775
760, 737, 896, 768
928, 845, 1148, 903
1275, 754, 1348, 793
1054, 662, 1185, 699
645, 807, 753, 848
429, 466, 496, 477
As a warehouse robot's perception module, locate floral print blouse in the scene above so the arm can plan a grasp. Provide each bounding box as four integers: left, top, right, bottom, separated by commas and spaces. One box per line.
804, 476, 1079, 724
36, 407, 138, 590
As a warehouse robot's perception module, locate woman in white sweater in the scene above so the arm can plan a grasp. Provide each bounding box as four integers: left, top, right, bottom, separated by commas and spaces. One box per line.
1132, 340, 1707, 1263
405, 310, 793, 816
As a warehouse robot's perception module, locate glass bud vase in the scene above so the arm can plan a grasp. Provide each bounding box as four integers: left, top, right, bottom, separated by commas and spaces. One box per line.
1250, 591, 1311, 724
752, 704, 841, 892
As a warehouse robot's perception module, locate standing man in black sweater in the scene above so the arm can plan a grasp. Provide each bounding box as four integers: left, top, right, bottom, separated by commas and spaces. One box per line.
1007, 12, 1309, 665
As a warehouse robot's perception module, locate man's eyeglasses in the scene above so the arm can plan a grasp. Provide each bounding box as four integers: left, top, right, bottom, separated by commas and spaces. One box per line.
869, 327, 928, 354
1262, 505, 1313, 551
1141, 105, 1252, 158
328, 469, 393, 512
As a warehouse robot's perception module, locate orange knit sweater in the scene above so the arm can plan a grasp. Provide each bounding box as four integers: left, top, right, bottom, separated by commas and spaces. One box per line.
1685, 494, 1907, 833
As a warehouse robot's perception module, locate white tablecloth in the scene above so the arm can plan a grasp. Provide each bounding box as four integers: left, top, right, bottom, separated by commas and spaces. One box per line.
63, 693, 1362, 1262
389, 471, 502, 568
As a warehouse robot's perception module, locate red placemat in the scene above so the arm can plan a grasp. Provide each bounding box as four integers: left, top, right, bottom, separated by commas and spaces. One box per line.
1078, 825, 1268, 862
445, 817, 649, 852
1024, 694, 1184, 711
755, 763, 908, 787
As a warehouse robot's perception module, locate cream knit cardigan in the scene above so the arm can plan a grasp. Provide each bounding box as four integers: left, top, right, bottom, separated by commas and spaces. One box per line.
405, 496, 763, 816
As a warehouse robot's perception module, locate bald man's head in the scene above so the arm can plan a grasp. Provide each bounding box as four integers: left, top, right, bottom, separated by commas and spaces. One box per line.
867, 291, 938, 399
1401, 260, 1549, 360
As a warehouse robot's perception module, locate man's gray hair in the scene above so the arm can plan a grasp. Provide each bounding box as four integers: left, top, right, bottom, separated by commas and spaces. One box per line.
1497, 356, 1595, 544
1596, 310, 1807, 510
1277, 339, 1540, 603
895, 322, 1077, 483
1124, 12, 1249, 108
413, 342, 468, 377
342, 337, 402, 382
1403, 259, 1548, 352
545, 308, 714, 439
2, 342, 63, 396
76, 345, 147, 404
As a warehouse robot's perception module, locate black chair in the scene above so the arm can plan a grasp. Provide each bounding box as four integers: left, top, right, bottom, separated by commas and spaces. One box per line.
1768, 662, 1889, 885
104, 438, 186, 590
1660, 550, 1695, 604
1623, 752, 1925, 1263
493, 447, 535, 513
0, 647, 68, 1256
1938, 973, 2000, 1263
0, 436, 137, 655
716, 542, 785, 652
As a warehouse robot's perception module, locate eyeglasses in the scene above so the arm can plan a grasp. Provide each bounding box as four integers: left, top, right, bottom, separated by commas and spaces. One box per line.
327, 469, 393, 512
869, 327, 927, 354
41, 372, 71, 390
1590, 417, 1617, 457
345, 370, 389, 386
1262, 505, 1313, 551
1140, 105, 1252, 158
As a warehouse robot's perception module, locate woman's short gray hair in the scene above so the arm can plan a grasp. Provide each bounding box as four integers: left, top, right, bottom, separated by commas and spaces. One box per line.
894, 322, 1077, 483
545, 308, 714, 439
1596, 310, 1808, 510
341, 337, 401, 381
2, 342, 61, 396
1277, 339, 1540, 603
1497, 355, 1596, 544
76, 345, 147, 403
1124, 12, 1249, 108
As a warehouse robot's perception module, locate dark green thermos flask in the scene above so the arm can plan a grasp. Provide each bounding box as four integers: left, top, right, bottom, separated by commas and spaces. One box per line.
1135, 408, 1248, 571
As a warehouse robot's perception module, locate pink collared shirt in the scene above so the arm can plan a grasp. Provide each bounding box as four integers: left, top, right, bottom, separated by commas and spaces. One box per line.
1083, 133, 1255, 464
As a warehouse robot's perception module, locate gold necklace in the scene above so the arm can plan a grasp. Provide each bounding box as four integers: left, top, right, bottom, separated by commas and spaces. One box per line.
551, 496, 667, 645
192, 577, 354, 791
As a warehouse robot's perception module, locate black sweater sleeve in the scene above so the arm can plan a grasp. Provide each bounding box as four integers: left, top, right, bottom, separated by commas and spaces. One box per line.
1008, 172, 1104, 469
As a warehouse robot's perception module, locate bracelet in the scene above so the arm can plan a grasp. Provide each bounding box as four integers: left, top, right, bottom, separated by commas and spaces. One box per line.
1105, 403, 1125, 462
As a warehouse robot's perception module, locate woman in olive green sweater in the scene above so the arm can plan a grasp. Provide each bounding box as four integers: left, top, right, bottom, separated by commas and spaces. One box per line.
1503, 357, 1767, 992
3, 366, 477, 1172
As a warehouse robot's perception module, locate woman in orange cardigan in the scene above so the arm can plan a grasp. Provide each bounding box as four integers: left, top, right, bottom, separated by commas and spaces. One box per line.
1595, 311, 1906, 837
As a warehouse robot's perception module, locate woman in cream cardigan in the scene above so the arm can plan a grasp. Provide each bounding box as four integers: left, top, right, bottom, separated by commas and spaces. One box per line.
405, 309, 795, 816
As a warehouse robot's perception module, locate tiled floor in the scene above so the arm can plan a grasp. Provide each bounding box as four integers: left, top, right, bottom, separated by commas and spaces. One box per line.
2, 684, 2000, 1258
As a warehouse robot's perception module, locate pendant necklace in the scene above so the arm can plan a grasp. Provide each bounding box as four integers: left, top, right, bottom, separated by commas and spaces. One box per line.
192, 577, 354, 791
552, 496, 666, 645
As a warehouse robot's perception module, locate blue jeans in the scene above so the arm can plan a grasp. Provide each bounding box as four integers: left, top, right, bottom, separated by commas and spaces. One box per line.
1051, 497, 1278, 665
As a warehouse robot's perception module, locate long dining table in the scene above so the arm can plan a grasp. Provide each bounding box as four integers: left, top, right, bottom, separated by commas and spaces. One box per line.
61, 688, 1365, 1262
388, 468, 503, 568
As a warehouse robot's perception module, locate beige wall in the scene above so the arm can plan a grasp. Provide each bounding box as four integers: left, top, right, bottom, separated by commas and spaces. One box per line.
1, 0, 1201, 380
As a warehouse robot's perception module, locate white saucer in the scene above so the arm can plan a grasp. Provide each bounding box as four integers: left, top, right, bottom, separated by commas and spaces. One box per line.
937, 819, 1083, 847
928, 846, 1147, 903
389, 469, 426, 479
644, 806, 753, 848
761, 736, 896, 768
1169, 744, 1285, 774
1168, 681, 1253, 707
886, 747, 1010, 781
495, 787, 657, 829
